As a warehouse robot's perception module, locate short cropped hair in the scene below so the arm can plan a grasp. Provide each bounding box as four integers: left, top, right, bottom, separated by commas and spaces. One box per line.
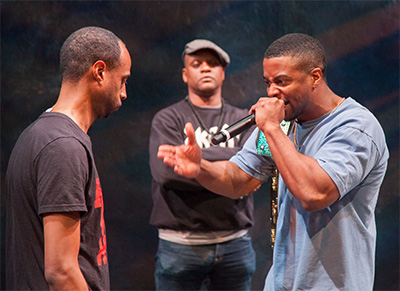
60, 26, 122, 83
264, 33, 327, 80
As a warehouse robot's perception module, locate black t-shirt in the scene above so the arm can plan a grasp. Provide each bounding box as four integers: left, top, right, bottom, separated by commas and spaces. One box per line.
149, 98, 256, 231
6, 112, 109, 290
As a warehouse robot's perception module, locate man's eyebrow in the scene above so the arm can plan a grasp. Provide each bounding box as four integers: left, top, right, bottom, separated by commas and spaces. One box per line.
274, 74, 290, 80
263, 74, 290, 81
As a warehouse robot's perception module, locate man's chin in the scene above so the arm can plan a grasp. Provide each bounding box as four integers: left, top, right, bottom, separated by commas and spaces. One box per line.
197, 82, 217, 91
195, 88, 216, 97
284, 111, 296, 122
283, 108, 290, 121
284, 105, 300, 122
100, 106, 120, 119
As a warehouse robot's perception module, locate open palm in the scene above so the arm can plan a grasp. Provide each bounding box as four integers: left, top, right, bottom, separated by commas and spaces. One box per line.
157, 122, 202, 178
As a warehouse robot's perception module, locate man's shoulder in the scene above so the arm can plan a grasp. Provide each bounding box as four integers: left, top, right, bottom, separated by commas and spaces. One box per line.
336, 98, 384, 131
330, 97, 388, 157
32, 112, 81, 132
153, 99, 188, 120
222, 101, 250, 123
22, 112, 90, 151
223, 102, 249, 114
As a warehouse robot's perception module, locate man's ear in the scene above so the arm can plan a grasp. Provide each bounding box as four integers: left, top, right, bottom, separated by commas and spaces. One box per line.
182, 68, 188, 84
310, 67, 323, 88
93, 60, 106, 82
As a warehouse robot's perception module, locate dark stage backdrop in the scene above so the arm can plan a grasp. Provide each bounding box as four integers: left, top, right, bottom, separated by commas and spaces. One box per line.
1, 1, 399, 290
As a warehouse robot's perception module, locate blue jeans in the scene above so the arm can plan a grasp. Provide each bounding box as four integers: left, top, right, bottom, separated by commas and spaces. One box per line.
155, 235, 256, 290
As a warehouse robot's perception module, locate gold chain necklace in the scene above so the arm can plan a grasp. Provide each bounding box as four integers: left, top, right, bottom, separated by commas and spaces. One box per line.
294, 98, 345, 148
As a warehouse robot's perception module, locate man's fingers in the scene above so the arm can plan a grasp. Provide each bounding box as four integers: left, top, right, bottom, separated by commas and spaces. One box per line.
162, 156, 176, 168
157, 145, 175, 159
157, 145, 179, 169
185, 123, 196, 146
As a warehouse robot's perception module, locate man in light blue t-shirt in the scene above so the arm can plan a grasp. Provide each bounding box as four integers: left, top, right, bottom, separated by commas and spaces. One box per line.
158, 33, 389, 290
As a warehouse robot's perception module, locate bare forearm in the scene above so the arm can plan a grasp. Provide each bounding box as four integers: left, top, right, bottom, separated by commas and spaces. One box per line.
157, 122, 262, 198
264, 125, 339, 211
46, 263, 88, 291
196, 159, 261, 199
44, 213, 88, 291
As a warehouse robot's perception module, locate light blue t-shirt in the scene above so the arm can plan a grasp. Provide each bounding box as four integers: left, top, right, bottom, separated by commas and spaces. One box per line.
231, 98, 389, 291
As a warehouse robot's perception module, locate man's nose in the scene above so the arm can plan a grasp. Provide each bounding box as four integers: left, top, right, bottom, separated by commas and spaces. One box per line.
121, 86, 127, 100
200, 62, 212, 71
267, 83, 279, 97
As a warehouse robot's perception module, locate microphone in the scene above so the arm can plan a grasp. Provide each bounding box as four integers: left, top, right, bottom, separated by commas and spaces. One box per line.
212, 112, 255, 145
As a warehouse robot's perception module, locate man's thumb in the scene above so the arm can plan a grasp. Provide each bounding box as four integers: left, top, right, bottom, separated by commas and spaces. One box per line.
185, 122, 196, 145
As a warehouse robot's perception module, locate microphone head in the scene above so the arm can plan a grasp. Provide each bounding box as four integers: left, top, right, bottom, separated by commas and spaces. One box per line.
212, 114, 254, 145
211, 132, 227, 145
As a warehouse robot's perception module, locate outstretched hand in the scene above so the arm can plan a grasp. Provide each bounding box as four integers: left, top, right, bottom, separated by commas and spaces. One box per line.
157, 122, 202, 178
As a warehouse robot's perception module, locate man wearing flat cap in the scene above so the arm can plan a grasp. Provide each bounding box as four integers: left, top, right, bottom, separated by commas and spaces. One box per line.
149, 39, 256, 290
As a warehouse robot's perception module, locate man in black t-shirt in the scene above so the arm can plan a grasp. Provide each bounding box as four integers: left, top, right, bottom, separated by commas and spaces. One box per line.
6, 26, 131, 290
149, 39, 257, 290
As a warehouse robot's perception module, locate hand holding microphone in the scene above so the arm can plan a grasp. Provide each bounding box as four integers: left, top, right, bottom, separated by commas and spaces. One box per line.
212, 97, 286, 145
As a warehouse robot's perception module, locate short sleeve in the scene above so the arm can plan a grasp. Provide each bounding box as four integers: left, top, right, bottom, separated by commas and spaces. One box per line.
316, 126, 381, 199
230, 129, 275, 181
36, 137, 89, 215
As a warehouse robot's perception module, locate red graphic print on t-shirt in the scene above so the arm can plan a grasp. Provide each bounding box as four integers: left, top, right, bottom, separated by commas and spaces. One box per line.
95, 177, 107, 266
